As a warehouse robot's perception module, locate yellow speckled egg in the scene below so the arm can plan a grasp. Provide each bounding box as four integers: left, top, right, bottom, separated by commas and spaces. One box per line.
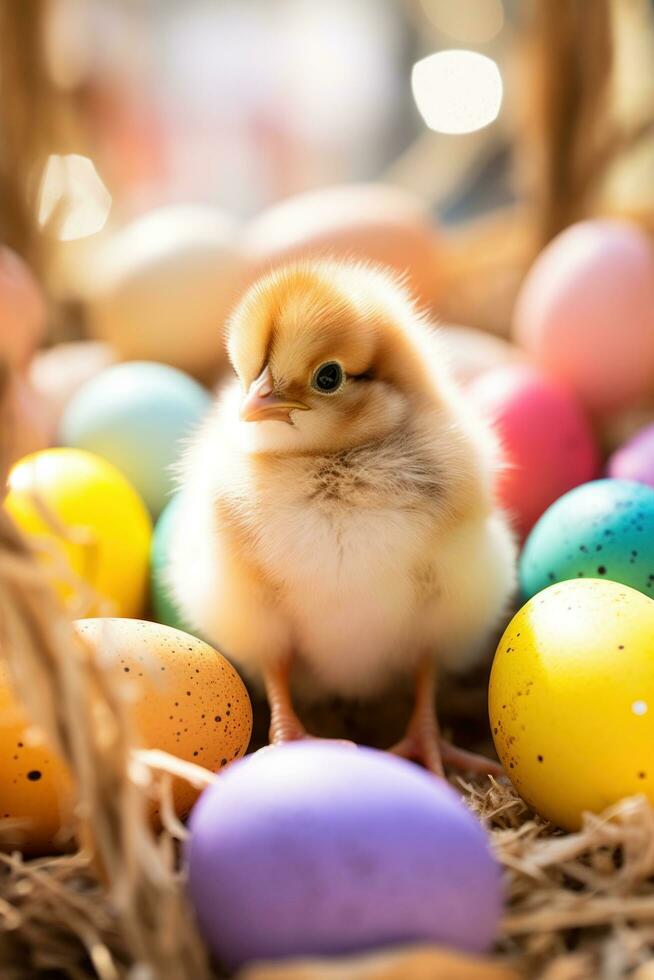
4, 448, 152, 617
0, 659, 73, 854
74, 619, 253, 817
489, 579, 654, 830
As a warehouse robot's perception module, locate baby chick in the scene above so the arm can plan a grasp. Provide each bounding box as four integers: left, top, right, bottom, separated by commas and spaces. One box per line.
167, 260, 517, 775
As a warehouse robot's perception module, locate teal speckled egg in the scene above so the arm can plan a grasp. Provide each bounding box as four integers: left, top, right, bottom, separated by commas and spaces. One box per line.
59, 361, 211, 516
150, 496, 191, 632
520, 479, 654, 600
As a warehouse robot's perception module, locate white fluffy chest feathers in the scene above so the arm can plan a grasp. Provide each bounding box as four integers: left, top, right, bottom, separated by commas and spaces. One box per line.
264, 494, 429, 595
239, 441, 443, 596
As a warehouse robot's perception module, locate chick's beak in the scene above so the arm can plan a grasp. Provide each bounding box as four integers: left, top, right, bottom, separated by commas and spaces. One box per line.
240, 365, 309, 424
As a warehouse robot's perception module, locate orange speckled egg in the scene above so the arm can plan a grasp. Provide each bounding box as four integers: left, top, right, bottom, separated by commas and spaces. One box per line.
74, 619, 253, 817
0, 620, 252, 853
242, 184, 441, 310
0, 658, 73, 854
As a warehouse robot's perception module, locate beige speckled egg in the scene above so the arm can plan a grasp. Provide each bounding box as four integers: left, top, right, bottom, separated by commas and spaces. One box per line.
82, 206, 246, 380
74, 618, 253, 816
241, 184, 442, 310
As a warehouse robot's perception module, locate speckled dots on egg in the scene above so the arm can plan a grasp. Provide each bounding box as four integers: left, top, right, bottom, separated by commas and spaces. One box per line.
489, 579, 654, 830
74, 619, 253, 817
520, 479, 654, 599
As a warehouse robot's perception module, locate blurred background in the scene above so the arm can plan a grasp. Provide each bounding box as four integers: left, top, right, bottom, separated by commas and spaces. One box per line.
1, 0, 652, 342
2, 0, 654, 439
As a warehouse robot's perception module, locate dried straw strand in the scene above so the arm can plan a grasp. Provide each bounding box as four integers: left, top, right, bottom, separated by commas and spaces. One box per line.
0, 374, 211, 978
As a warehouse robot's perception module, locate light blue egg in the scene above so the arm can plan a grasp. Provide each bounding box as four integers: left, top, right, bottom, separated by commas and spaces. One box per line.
60, 361, 211, 516
520, 479, 654, 599
150, 496, 192, 632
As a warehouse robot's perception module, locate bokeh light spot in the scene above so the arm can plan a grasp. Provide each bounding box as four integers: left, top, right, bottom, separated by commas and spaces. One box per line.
37, 154, 112, 241
412, 49, 503, 135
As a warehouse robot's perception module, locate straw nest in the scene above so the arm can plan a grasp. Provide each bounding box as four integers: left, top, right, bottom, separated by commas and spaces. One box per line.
0, 369, 652, 980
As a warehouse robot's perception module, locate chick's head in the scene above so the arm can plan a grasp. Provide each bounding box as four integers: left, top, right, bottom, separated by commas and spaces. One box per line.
227, 260, 435, 454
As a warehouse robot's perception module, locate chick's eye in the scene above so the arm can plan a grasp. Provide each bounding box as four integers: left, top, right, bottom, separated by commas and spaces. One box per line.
311, 361, 344, 394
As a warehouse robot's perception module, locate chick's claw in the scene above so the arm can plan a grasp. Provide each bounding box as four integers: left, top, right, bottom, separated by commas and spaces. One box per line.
439, 740, 504, 777
391, 735, 503, 779
390, 732, 445, 778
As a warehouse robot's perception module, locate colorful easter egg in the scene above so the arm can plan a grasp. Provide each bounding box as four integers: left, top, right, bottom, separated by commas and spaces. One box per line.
513, 220, 654, 412
82, 205, 245, 379
0, 657, 73, 854
60, 362, 210, 516
242, 184, 441, 309
75, 619, 252, 816
29, 341, 117, 431
439, 323, 525, 387
490, 579, 654, 830
608, 423, 654, 489
0, 246, 46, 369
467, 364, 598, 537
520, 479, 654, 599
0, 619, 252, 852
187, 741, 502, 967
150, 496, 191, 632
4, 448, 152, 617
3, 374, 51, 476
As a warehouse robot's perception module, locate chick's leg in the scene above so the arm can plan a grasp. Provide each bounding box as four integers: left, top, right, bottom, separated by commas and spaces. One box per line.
263, 656, 307, 744
390, 655, 444, 776
391, 655, 502, 778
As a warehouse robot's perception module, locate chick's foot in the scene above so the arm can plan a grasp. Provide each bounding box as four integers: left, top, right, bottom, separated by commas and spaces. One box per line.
390, 653, 503, 779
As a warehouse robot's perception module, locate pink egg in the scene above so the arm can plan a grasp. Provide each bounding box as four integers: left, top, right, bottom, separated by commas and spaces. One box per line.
513, 220, 654, 412
2, 373, 50, 482
468, 364, 599, 538
28, 341, 117, 432
0, 247, 46, 369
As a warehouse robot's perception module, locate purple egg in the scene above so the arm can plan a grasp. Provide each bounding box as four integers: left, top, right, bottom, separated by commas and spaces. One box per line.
186, 742, 502, 967
608, 423, 654, 488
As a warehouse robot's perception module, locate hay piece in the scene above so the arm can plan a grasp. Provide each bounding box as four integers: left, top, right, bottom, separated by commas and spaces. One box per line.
462, 778, 654, 978
0, 378, 210, 976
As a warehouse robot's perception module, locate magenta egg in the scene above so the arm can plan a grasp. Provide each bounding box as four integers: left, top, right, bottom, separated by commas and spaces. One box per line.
608, 423, 654, 488
186, 742, 502, 968
468, 363, 599, 538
